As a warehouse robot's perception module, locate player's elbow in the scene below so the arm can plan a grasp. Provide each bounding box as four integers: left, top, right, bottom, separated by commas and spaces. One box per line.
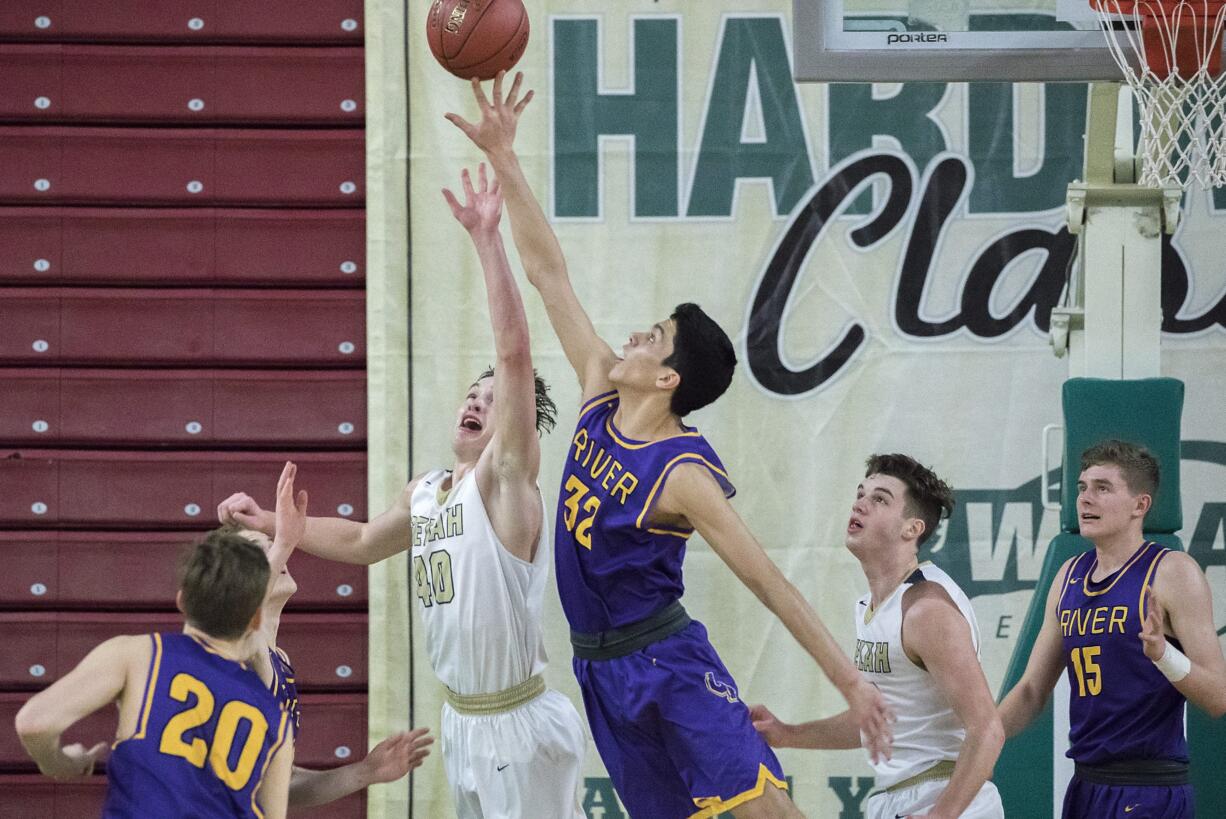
14, 698, 56, 742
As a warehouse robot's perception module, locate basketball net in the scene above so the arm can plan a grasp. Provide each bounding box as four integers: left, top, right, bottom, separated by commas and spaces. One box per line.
1091, 0, 1226, 188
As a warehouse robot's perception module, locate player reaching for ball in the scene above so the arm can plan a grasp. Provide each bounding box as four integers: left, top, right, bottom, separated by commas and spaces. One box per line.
446, 71, 895, 818
218, 166, 586, 819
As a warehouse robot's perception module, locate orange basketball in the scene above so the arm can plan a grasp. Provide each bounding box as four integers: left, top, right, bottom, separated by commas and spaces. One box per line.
426, 0, 530, 81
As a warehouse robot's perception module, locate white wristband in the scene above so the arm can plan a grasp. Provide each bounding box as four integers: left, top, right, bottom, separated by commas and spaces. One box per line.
1153, 642, 1191, 683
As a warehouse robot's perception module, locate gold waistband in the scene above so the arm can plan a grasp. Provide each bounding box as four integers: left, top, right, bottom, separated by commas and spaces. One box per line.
884, 759, 958, 794
445, 674, 546, 716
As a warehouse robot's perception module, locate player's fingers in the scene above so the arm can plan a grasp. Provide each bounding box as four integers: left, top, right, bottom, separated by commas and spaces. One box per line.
492, 70, 504, 107
477, 162, 488, 193
443, 112, 477, 139
514, 88, 534, 115
86, 742, 108, 759
232, 510, 263, 529
295, 489, 308, 516
461, 167, 476, 201
506, 70, 523, 108
441, 186, 463, 216
471, 76, 491, 110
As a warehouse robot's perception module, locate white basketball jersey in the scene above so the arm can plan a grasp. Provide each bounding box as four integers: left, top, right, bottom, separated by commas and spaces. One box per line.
410, 468, 549, 696
854, 562, 981, 788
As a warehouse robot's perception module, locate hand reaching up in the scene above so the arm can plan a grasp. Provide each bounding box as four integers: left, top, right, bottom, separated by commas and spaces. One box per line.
444, 70, 533, 157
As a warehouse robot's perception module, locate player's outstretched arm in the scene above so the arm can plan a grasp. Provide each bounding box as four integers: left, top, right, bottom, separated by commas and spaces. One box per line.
445, 71, 617, 399
660, 463, 895, 762
287, 729, 434, 808
901, 584, 1004, 819
750, 704, 861, 750
1144, 553, 1226, 718
998, 562, 1071, 736
259, 733, 294, 819
443, 164, 544, 561
15, 635, 143, 780
265, 461, 308, 584
218, 476, 423, 566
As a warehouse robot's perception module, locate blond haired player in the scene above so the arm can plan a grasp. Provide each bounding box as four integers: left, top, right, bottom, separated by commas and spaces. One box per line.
219, 166, 585, 819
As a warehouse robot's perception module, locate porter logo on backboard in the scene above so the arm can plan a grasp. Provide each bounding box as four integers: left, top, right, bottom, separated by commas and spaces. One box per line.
885, 32, 950, 46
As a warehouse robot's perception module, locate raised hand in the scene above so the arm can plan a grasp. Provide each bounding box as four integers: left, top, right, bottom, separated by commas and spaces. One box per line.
1140, 589, 1168, 662
444, 70, 534, 156
359, 728, 434, 785
442, 163, 503, 235
748, 703, 792, 749
848, 677, 894, 764
268, 461, 308, 577
217, 492, 275, 536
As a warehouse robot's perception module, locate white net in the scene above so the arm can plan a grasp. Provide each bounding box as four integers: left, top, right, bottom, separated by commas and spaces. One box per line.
1092, 0, 1226, 188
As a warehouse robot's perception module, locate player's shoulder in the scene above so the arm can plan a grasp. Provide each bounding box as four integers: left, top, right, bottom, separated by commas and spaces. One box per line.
1152, 548, 1206, 587
901, 578, 962, 622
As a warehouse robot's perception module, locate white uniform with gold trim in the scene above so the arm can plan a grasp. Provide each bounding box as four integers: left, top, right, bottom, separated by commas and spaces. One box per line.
410, 468, 585, 819
855, 562, 1004, 819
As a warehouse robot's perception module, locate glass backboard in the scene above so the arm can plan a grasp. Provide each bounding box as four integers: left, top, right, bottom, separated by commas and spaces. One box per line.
793, 0, 1135, 81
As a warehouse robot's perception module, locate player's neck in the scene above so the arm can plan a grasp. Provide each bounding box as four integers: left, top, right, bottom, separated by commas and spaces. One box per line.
182, 623, 254, 664
862, 551, 920, 610
260, 602, 285, 646
612, 392, 683, 441
447, 459, 478, 491
1091, 529, 1147, 577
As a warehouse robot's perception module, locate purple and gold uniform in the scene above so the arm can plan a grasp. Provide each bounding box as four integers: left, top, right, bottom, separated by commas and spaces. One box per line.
268, 646, 301, 739
556, 392, 785, 818
103, 632, 291, 819
1057, 542, 1193, 819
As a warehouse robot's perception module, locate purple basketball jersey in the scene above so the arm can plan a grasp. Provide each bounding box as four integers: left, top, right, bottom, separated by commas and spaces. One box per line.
1057, 541, 1187, 765
554, 392, 734, 633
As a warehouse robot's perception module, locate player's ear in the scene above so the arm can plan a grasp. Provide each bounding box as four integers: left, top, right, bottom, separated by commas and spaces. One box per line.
175, 589, 185, 615
1135, 492, 1153, 517
656, 368, 680, 391
248, 607, 263, 634
905, 517, 925, 544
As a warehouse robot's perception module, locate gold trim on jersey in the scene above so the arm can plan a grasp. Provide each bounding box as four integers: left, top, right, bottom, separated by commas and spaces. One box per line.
445, 674, 546, 716
1058, 552, 1091, 612
634, 453, 730, 529
1137, 544, 1169, 627
251, 708, 291, 819
688, 763, 788, 817
605, 417, 702, 450
578, 391, 617, 421
116, 632, 164, 748
861, 561, 933, 625
883, 759, 957, 793
647, 526, 693, 539
1082, 542, 1153, 597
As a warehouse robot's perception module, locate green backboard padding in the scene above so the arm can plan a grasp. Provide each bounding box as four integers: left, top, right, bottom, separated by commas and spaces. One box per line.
996, 532, 1189, 817
1061, 378, 1183, 534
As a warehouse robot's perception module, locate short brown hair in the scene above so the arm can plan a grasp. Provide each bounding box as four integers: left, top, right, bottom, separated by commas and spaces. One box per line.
1080, 439, 1160, 498
179, 528, 269, 640
865, 454, 956, 547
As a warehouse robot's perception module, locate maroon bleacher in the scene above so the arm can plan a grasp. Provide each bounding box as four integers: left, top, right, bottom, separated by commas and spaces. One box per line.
0, 207, 365, 285
0, 1, 364, 44
0, 531, 367, 610
0, 2, 371, 807
0, 288, 366, 366
0, 45, 363, 125
0, 127, 364, 205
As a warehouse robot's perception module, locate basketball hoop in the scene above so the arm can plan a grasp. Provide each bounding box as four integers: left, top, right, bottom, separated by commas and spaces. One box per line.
1090, 0, 1226, 188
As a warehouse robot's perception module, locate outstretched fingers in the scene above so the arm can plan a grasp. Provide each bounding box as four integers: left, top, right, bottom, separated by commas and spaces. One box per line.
513, 88, 534, 115
504, 70, 524, 109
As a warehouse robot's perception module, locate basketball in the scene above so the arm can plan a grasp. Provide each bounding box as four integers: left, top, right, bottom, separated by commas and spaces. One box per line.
427, 0, 530, 81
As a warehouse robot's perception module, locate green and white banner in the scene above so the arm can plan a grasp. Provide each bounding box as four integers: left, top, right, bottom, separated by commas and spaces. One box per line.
394, 2, 1226, 816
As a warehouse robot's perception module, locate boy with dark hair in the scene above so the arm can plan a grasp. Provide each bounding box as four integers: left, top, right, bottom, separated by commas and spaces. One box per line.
15, 463, 306, 819
753, 454, 1005, 819
446, 72, 894, 817
999, 439, 1226, 819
